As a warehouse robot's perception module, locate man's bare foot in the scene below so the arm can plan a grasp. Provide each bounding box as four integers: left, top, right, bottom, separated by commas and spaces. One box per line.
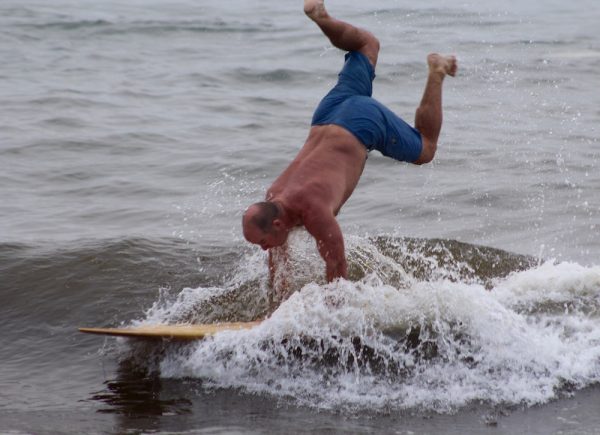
427, 53, 458, 78
304, 0, 328, 21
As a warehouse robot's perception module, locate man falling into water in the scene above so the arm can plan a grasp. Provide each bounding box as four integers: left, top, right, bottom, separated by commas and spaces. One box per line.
243, 0, 457, 286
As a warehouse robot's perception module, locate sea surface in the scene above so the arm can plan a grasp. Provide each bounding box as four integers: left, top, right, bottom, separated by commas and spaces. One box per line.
1, 0, 600, 434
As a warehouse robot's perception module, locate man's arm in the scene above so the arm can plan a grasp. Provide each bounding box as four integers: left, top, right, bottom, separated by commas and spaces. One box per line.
268, 250, 275, 288
268, 245, 290, 290
267, 246, 291, 312
303, 207, 348, 282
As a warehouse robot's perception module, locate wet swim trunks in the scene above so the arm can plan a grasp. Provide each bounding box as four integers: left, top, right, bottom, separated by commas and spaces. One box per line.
311, 51, 423, 163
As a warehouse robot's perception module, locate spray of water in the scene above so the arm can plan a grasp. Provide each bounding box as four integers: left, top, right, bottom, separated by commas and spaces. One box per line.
123, 232, 600, 413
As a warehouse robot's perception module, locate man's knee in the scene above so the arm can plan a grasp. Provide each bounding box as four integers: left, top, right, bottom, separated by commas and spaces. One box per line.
360, 33, 380, 67
413, 138, 436, 165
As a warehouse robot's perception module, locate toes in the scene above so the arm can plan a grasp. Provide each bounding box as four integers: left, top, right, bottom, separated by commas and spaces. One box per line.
304, 0, 325, 18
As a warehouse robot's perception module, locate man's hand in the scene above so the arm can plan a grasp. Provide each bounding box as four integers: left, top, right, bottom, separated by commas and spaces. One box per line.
303, 205, 348, 282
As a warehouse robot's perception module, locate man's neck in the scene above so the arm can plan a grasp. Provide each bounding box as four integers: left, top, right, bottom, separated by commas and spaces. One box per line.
270, 199, 300, 229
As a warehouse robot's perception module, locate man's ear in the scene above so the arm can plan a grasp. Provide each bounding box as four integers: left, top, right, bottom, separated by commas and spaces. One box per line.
272, 219, 283, 230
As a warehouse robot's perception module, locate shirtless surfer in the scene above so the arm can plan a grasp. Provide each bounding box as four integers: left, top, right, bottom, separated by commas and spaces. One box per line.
242, 0, 457, 284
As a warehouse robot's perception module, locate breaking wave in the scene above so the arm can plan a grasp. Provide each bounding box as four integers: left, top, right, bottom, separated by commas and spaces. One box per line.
116, 232, 600, 414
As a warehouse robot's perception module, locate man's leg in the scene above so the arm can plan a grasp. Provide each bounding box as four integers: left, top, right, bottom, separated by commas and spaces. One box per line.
304, 0, 380, 67
413, 54, 458, 164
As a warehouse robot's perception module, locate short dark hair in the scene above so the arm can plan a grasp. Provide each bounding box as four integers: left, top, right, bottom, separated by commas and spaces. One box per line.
250, 201, 280, 232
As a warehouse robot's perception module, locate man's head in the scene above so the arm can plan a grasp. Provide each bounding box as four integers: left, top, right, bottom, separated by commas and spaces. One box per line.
242, 201, 288, 250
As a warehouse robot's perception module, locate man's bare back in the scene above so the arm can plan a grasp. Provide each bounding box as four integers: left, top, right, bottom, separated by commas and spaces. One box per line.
242, 0, 457, 285
267, 125, 367, 217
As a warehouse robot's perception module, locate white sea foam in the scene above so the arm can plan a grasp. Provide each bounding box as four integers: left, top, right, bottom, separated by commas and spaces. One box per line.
139, 237, 600, 413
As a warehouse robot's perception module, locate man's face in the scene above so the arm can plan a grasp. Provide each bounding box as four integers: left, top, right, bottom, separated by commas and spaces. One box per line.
244, 223, 287, 251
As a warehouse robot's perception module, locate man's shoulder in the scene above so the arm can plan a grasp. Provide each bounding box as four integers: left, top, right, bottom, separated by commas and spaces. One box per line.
279, 190, 326, 224
290, 184, 330, 209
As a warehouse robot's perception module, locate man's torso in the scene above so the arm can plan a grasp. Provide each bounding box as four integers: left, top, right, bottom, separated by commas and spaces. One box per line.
266, 124, 367, 221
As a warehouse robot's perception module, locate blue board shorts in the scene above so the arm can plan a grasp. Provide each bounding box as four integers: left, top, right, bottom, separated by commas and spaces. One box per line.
311, 51, 423, 163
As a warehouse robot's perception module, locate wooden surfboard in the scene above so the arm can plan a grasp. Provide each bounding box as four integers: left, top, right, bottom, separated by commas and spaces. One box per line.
79, 321, 261, 340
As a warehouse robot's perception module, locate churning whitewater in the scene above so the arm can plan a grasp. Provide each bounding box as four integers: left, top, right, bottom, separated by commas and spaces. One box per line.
118, 233, 600, 413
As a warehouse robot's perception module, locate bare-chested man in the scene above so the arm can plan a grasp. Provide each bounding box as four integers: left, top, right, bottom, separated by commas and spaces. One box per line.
242, 0, 457, 283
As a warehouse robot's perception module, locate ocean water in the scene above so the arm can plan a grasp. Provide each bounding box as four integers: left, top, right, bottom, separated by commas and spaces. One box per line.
1, 0, 600, 433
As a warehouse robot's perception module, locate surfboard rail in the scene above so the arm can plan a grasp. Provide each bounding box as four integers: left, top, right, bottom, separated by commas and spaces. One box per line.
79, 321, 262, 340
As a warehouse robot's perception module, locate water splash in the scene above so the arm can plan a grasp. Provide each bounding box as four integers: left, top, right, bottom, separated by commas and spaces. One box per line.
125, 234, 600, 414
